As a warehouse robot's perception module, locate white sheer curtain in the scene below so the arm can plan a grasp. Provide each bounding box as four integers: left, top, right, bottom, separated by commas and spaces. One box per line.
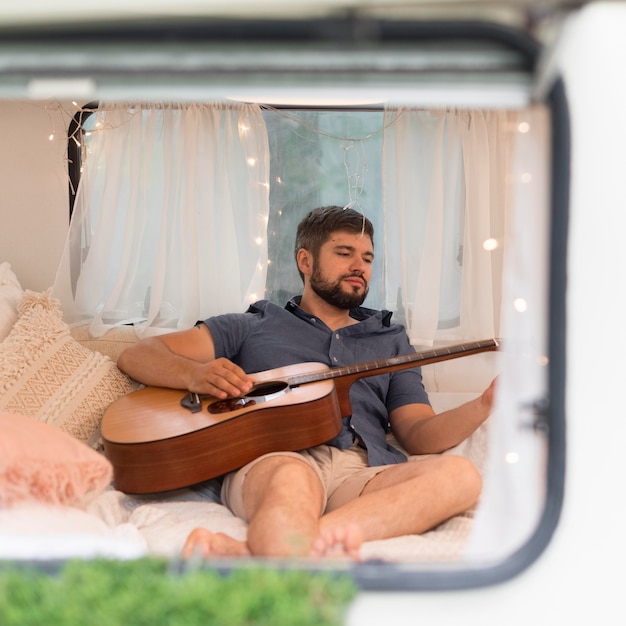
54, 104, 524, 349
466, 105, 551, 560
382, 108, 516, 346
383, 106, 552, 559
53, 102, 270, 336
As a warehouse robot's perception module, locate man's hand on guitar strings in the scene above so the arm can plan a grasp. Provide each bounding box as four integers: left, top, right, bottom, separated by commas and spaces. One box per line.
187, 357, 254, 399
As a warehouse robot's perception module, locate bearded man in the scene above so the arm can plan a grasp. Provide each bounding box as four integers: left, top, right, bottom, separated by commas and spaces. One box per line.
117, 205, 495, 559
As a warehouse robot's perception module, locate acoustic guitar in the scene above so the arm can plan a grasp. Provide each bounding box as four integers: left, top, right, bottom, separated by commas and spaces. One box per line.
102, 338, 498, 493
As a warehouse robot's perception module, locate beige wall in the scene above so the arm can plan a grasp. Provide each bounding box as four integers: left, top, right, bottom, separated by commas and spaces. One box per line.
0, 100, 76, 291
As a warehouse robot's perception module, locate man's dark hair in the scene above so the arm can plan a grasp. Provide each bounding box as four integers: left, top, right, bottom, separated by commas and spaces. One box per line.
294, 206, 375, 281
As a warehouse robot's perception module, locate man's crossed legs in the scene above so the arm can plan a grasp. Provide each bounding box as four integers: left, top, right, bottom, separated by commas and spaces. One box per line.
182, 445, 481, 560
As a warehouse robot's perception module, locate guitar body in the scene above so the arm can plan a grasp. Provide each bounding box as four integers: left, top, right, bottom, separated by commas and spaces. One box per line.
102, 339, 498, 494
102, 363, 342, 493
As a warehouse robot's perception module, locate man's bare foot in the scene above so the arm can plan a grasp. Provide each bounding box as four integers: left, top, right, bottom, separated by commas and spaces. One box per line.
182, 527, 250, 559
309, 524, 363, 561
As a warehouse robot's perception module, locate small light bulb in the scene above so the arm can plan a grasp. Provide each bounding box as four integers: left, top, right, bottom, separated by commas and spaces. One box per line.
513, 298, 528, 313
505, 452, 520, 464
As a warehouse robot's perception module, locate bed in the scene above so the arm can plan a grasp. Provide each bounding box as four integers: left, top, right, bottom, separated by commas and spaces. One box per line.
0, 261, 488, 564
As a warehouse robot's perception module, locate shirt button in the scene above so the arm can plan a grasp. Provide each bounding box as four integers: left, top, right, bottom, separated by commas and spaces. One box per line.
333, 357, 338, 362
335, 333, 340, 339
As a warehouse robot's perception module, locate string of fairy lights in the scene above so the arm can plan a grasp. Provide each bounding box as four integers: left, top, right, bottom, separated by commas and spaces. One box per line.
42, 100, 406, 213
40, 98, 535, 282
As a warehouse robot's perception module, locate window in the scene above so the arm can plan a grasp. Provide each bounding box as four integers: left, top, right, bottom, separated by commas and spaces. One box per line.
64, 105, 524, 348
46, 15, 567, 590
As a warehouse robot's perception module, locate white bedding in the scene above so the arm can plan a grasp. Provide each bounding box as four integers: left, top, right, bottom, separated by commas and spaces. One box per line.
0, 393, 487, 564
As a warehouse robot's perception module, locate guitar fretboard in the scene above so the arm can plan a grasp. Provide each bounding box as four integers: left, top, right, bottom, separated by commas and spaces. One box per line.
286, 338, 498, 387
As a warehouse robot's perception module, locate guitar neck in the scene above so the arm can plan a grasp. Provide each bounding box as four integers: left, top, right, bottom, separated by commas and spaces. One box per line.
290, 338, 498, 417
291, 339, 498, 386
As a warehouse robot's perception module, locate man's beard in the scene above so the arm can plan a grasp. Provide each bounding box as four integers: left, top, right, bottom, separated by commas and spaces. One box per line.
310, 266, 369, 310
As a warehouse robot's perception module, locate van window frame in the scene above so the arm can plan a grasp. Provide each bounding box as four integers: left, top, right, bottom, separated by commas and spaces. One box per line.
61, 17, 568, 591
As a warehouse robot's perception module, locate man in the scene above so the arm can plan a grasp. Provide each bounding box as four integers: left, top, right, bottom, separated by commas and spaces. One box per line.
117, 205, 495, 559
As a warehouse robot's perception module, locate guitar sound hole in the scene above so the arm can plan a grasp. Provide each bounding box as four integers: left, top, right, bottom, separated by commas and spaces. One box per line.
207, 381, 288, 415
246, 381, 288, 397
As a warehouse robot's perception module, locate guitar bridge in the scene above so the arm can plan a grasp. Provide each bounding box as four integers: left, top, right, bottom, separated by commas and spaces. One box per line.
181, 392, 203, 413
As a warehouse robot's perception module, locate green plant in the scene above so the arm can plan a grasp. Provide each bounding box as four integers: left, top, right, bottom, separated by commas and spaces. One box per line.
0, 558, 357, 626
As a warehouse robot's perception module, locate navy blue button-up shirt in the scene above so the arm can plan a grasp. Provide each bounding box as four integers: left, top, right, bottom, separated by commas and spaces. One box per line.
202, 297, 430, 467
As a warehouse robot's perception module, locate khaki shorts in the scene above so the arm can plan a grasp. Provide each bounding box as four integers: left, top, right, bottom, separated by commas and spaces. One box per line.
221, 444, 389, 522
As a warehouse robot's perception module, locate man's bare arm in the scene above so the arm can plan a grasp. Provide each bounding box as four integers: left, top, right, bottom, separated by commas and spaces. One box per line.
117, 325, 253, 398
390, 379, 496, 455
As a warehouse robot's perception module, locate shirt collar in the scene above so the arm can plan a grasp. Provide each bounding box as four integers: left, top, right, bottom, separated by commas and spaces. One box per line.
285, 296, 393, 327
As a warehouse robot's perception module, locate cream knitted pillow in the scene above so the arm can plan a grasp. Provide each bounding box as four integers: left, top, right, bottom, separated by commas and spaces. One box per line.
0, 290, 139, 448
